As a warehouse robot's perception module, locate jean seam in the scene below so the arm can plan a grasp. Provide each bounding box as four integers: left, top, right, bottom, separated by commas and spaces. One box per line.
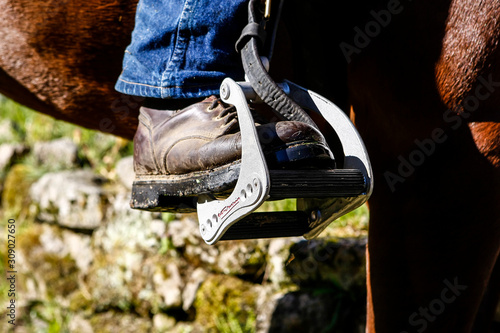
118, 77, 221, 90
160, 0, 195, 99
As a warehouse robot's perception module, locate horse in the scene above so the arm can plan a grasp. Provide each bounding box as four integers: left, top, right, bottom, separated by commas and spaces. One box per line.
0, 0, 499, 332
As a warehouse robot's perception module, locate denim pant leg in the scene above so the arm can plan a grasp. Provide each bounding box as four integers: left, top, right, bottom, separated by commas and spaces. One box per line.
115, 0, 248, 99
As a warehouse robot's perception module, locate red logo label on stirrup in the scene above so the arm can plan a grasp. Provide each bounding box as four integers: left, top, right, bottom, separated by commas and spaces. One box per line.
218, 197, 241, 220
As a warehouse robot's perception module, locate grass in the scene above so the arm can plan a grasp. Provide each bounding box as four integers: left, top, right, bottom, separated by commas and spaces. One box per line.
327, 203, 369, 237
215, 311, 256, 333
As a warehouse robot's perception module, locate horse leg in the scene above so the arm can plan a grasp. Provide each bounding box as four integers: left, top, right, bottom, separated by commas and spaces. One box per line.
472, 252, 500, 332
349, 0, 500, 331
359, 97, 500, 333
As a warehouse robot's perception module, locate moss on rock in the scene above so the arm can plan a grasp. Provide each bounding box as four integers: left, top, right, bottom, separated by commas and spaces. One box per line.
68, 290, 93, 313
16, 223, 80, 300
42, 254, 80, 298
194, 274, 257, 332
2, 163, 36, 217
89, 311, 152, 333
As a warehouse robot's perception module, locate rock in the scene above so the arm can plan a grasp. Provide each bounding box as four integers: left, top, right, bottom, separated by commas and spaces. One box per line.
167, 215, 269, 276
153, 313, 176, 332
150, 219, 167, 238
0, 119, 18, 142
33, 137, 80, 169
87, 201, 170, 314
62, 230, 93, 274
266, 238, 300, 288
153, 263, 184, 309
68, 314, 94, 333
93, 191, 160, 253
90, 311, 152, 333
254, 286, 279, 333
268, 290, 366, 333
182, 268, 208, 311
285, 238, 367, 291
86, 250, 136, 312
168, 216, 200, 249
214, 239, 269, 276
17, 223, 81, 300
29, 169, 108, 229
115, 155, 134, 189
0, 142, 29, 172
38, 223, 66, 254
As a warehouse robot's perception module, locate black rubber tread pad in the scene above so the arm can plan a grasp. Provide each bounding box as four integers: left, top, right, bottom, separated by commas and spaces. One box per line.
131, 168, 366, 213
268, 169, 366, 199
220, 211, 310, 240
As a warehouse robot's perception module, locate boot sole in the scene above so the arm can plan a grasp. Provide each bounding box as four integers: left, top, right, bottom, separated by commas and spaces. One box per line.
131, 143, 340, 212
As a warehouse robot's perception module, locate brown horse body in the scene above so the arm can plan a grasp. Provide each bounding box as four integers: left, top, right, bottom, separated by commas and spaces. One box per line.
0, 0, 140, 138
1, 0, 499, 331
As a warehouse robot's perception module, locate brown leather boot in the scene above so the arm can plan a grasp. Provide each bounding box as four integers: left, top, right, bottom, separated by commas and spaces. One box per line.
131, 96, 334, 211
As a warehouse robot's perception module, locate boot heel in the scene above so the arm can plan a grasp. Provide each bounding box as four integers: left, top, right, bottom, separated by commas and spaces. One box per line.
131, 182, 198, 213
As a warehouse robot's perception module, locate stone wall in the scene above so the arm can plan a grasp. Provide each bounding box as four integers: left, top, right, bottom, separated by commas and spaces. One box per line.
0, 138, 367, 333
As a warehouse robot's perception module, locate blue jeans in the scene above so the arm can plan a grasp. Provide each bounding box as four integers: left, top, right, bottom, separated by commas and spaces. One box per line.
115, 0, 248, 99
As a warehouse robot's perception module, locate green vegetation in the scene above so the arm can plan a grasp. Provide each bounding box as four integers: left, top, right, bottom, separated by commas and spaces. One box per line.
258, 198, 369, 238
215, 311, 256, 333
328, 203, 369, 237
